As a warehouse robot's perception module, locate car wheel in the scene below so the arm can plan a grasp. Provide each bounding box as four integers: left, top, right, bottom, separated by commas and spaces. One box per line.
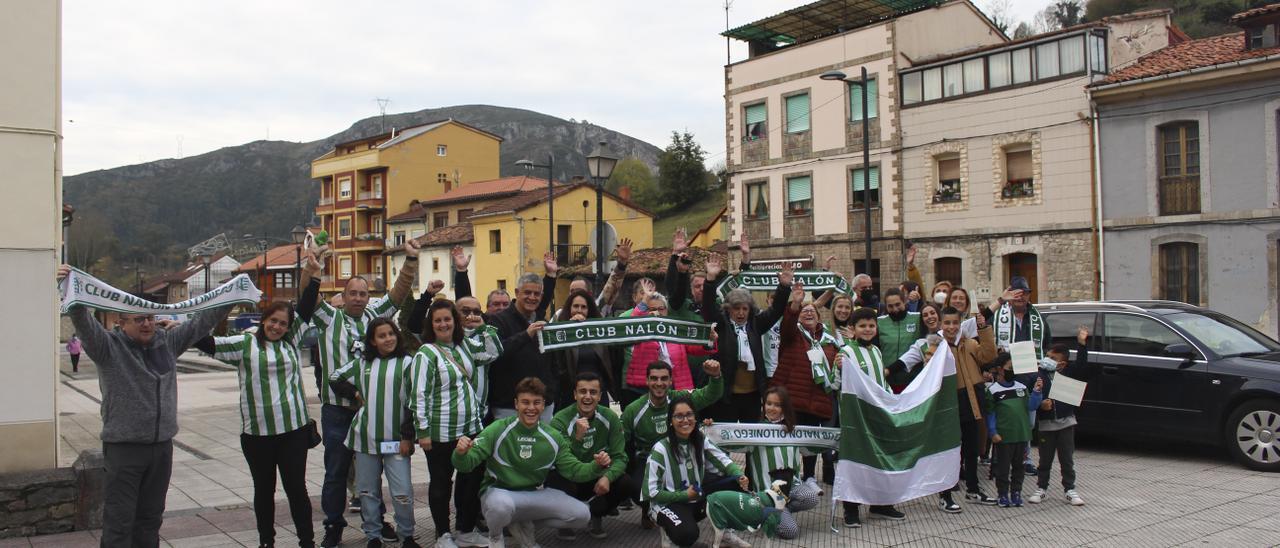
1225, 399, 1280, 472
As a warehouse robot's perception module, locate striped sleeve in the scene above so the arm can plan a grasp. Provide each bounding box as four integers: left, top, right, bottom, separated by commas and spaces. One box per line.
466, 325, 503, 366
642, 443, 669, 502
331, 357, 361, 384
285, 313, 307, 348
412, 351, 436, 439
312, 301, 335, 330
212, 335, 246, 364
705, 440, 742, 476
369, 295, 396, 318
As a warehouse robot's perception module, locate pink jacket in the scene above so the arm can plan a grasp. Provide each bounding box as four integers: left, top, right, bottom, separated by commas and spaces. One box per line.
66, 337, 82, 355
624, 307, 716, 390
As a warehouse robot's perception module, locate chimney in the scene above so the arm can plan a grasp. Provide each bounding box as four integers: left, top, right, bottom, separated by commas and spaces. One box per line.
619, 187, 632, 201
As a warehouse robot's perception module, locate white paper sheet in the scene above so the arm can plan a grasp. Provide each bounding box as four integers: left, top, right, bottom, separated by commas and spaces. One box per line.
1009, 341, 1039, 375
1048, 375, 1087, 407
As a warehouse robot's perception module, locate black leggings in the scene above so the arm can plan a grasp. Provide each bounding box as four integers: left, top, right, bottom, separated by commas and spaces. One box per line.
655, 475, 741, 547
241, 426, 313, 546
425, 437, 484, 536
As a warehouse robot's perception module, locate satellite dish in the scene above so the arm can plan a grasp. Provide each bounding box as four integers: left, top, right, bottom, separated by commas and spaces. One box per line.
589, 223, 618, 274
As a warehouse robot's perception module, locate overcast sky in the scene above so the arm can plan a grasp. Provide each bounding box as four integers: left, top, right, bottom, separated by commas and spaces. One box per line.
63, 0, 1050, 176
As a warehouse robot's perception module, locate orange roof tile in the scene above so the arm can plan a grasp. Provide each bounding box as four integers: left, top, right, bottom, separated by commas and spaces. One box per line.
234, 244, 303, 273
1099, 32, 1280, 85
387, 202, 426, 223
467, 182, 655, 219
418, 176, 551, 206
1232, 3, 1280, 23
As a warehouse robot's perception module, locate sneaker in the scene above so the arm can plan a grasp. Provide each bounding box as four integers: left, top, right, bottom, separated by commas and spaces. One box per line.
436, 533, 459, 548
454, 531, 490, 547
719, 530, 752, 548
938, 494, 962, 514
869, 505, 906, 521
486, 531, 505, 548
402, 537, 424, 548
1011, 492, 1024, 507
1066, 489, 1085, 506
804, 476, 825, 497
380, 522, 397, 542
556, 529, 576, 541
587, 517, 606, 539
965, 491, 997, 505
617, 499, 634, 511
349, 496, 362, 513
1027, 488, 1046, 504
843, 510, 862, 528
997, 495, 1011, 508
509, 522, 539, 548
978, 456, 991, 465
1024, 462, 1038, 476
321, 525, 343, 548
366, 540, 382, 548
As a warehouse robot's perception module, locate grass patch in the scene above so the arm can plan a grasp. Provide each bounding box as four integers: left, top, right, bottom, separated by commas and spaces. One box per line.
652, 189, 726, 245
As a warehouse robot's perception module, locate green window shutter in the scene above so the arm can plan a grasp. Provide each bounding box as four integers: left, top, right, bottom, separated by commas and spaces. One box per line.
787, 176, 812, 203
745, 104, 767, 125
785, 94, 810, 133
850, 80, 879, 121
852, 167, 880, 192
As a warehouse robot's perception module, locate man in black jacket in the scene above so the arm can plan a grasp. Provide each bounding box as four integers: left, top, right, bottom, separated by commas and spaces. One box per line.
699, 254, 790, 422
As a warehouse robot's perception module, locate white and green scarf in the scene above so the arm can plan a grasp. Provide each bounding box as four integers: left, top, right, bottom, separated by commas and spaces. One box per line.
799, 324, 840, 392
538, 316, 714, 352
60, 267, 260, 314
995, 303, 1045, 358
715, 270, 851, 301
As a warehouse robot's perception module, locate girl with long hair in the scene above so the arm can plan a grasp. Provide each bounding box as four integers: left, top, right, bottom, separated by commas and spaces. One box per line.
552, 289, 622, 409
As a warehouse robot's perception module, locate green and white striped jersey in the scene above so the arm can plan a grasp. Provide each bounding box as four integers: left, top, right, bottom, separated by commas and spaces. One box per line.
412, 339, 498, 442
840, 341, 890, 391
212, 317, 309, 436
330, 355, 415, 454
311, 297, 397, 406
464, 325, 503, 420
740, 424, 802, 492
641, 437, 742, 511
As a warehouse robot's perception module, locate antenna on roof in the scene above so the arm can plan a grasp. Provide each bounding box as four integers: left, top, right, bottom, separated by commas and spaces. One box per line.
724, 0, 733, 64
376, 98, 391, 131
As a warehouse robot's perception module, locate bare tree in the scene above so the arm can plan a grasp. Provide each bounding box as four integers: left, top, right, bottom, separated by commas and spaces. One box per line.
981, 0, 1016, 33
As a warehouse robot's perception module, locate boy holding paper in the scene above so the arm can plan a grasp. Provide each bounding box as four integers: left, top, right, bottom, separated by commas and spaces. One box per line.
1029, 326, 1096, 506
984, 361, 1044, 508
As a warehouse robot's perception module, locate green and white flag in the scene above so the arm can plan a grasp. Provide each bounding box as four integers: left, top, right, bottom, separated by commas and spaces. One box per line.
833, 343, 959, 505
538, 316, 714, 352
59, 267, 260, 314
703, 423, 840, 456
715, 270, 850, 301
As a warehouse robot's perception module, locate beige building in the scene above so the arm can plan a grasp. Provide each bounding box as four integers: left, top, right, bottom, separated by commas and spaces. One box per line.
722, 0, 1005, 286
898, 10, 1175, 304
1, 0, 61, 473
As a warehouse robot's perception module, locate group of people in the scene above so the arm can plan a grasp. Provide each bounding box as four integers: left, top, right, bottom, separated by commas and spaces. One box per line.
60, 227, 1099, 548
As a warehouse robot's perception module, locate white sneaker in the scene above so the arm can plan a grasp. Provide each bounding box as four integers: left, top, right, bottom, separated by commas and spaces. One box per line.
1027, 488, 1046, 504
509, 522, 540, 548
720, 530, 752, 548
437, 533, 460, 548
804, 476, 824, 497
1066, 489, 1085, 506
454, 531, 491, 547
486, 530, 505, 548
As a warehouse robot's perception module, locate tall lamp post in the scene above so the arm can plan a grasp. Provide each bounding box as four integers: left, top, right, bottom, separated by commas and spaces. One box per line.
821, 67, 874, 277
515, 155, 555, 252
200, 254, 212, 295
585, 142, 618, 292
290, 225, 306, 301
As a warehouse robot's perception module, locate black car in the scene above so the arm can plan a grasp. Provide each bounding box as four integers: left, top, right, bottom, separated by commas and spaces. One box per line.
1038, 300, 1280, 471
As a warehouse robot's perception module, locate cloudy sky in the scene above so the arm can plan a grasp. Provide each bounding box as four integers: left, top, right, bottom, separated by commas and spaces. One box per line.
63, 0, 1049, 176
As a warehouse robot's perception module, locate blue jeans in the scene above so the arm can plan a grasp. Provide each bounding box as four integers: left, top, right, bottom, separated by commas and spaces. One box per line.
356, 452, 414, 541
321, 404, 384, 527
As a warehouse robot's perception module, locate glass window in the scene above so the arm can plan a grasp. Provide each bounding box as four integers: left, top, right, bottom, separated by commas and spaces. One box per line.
339, 177, 352, 199
1165, 312, 1280, 357
1037, 41, 1060, 79
744, 103, 767, 141
786, 176, 812, 214
1089, 34, 1108, 73
850, 166, 880, 207
433, 211, 449, 229
1060, 36, 1085, 74
489, 230, 502, 253
903, 72, 922, 105
1012, 48, 1032, 84
1158, 122, 1201, 215
785, 94, 810, 133
1102, 314, 1186, 356
1045, 312, 1095, 348
1159, 242, 1200, 304
394, 231, 405, 247
850, 79, 878, 121
338, 218, 351, 239
923, 68, 943, 101
437, 145, 447, 156
935, 156, 962, 203
963, 58, 985, 93
338, 256, 353, 279
943, 63, 963, 97
745, 182, 769, 220
989, 52, 1011, 88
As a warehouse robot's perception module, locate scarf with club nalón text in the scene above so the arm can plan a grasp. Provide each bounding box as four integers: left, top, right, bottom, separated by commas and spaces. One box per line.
538, 316, 714, 352
995, 303, 1045, 358
715, 270, 851, 301
60, 267, 261, 315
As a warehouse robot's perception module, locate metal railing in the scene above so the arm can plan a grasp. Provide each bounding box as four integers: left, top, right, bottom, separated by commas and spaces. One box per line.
555, 244, 592, 267
317, 196, 334, 206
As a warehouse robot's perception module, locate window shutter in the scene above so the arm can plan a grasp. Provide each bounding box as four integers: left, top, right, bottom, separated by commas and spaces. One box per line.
852, 167, 880, 192
785, 94, 810, 132
1006, 149, 1033, 181
938, 158, 961, 181
745, 104, 767, 125
787, 176, 812, 203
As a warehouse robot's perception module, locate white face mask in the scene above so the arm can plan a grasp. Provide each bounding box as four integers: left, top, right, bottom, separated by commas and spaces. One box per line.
934, 292, 948, 304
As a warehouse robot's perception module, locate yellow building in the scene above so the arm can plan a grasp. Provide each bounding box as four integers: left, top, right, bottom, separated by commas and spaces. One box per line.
467, 183, 654, 302
689, 206, 728, 249
311, 119, 501, 293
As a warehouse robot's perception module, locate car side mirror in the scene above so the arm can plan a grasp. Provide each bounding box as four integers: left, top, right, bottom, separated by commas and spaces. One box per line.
1164, 343, 1193, 359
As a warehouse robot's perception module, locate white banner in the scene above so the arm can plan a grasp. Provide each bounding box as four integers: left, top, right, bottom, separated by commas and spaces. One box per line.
60, 267, 261, 314
704, 424, 840, 456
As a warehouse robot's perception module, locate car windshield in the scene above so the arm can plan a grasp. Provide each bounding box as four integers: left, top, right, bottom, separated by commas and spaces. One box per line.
1163, 312, 1280, 357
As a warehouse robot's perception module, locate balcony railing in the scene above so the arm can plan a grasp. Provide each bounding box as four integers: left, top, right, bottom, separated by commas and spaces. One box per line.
555, 244, 592, 267
933, 180, 962, 204
357, 191, 383, 200
318, 196, 334, 206
1159, 176, 1201, 215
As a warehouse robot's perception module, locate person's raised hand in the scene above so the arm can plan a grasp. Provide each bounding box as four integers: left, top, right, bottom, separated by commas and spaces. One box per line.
451, 245, 471, 272
543, 251, 559, 276
1000, 288, 1023, 303
676, 252, 691, 273
1033, 377, 1044, 392
703, 359, 722, 378
975, 312, 988, 330
705, 255, 723, 280
427, 279, 445, 295
779, 261, 795, 287
672, 228, 688, 254
737, 475, 751, 491
906, 245, 917, 266
616, 237, 633, 264
790, 281, 805, 304
404, 239, 421, 258
739, 233, 751, 259
640, 278, 657, 298
57, 264, 71, 283
823, 255, 837, 271
908, 288, 921, 302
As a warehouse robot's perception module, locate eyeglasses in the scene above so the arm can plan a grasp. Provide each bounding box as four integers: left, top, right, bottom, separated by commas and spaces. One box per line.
673, 413, 696, 421
459, 308, 482, 317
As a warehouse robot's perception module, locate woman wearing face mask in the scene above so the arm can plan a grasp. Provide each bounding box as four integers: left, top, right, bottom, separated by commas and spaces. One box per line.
930, 281, 954, 305
552, 289, 622, 409
195, 255, 321, 548
329, 318, 420, 547
773, 282, 839, 489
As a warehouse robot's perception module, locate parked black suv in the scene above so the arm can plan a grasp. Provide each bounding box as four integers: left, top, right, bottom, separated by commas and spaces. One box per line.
1038, 301, 1280, 471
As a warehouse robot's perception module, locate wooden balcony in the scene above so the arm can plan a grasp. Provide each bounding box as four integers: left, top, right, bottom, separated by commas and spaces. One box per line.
1159, 176, 1200, 216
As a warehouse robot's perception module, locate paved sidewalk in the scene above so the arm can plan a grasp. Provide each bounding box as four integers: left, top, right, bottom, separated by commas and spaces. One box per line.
21, 350, 1280, 547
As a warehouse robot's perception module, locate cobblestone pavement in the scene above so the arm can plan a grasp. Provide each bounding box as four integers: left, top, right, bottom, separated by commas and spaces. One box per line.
10, 350, 1278, 547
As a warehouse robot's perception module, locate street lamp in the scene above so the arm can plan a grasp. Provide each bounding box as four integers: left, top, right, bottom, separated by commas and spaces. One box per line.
200, 253, 212, 294
821, 67, 874, 279
585, 141, 618, 291
291, 225, 306, 300
515, 155, 555, 253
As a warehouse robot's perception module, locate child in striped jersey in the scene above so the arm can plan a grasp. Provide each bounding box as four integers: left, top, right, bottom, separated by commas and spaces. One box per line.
329, 318, 420, 548
727, 386, 820, 540
835, 307, 908, 527
413, 299, 498, 548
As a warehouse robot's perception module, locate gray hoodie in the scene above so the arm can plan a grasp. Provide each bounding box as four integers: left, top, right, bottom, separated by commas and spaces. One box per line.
69, 305, 231, 444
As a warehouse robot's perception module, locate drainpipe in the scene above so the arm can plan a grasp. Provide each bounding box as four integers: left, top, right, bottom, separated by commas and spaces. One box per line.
1090, 101, 1106, 300
515, 216, 526, 279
